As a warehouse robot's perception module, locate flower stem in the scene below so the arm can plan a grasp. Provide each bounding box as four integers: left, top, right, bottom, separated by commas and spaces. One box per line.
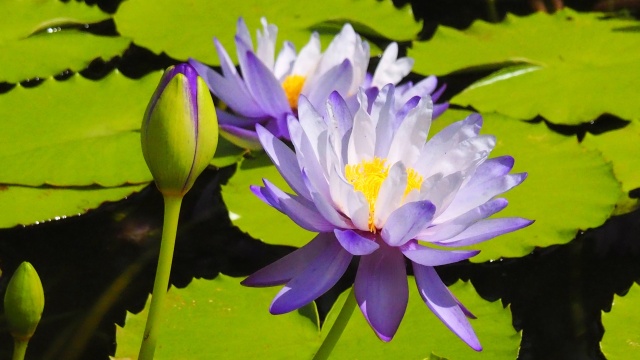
313, 287, 356, 360
138, 195, 183, 360
12, 339, 28, 360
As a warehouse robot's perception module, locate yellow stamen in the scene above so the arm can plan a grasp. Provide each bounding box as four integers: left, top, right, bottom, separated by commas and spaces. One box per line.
345, 157, 423, 232
282, 75, 306, 110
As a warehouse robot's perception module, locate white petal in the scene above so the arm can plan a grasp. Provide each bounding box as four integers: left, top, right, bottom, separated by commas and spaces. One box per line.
292, 32, 321, 76
374, 162, 407, 228
256, 17, 277, 70
273, 41, 296, 80
371, 42, 414, 88
386, 97, 433, 167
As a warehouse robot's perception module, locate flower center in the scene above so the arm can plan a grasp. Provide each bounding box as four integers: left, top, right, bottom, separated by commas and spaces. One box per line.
282, 75, 306, 110
345, 157, 423, 232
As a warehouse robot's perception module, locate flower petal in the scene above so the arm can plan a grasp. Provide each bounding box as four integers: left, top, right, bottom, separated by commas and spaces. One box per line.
256, 124, 310, 199
269, 234, 352, 314
219, 124, 262, 150
386, 97, 433, 167
371, 42, 413, 88
243, 51, 292, 118
413, 264, 482, 351
256, 17, 277, 71
428, 198, 509, 240
273, 41, 296, 80
355, 244, 408, 342
401, 240, 479, 266
334, 229, 379, 255
293, 32, 321, 75
381, 200, 436, 247
305, 59, 354, 115
242, 232, 342, 287
374, 162, 407, 227
436, 217, 534, 247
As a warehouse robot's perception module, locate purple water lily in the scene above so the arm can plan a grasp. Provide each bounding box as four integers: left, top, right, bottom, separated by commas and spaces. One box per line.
189, 18, 447, 150
242, 85, 532, 349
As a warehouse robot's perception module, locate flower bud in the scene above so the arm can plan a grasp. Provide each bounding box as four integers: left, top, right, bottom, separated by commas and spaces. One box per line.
141, 63, 219, 197
4, 262, 45, 341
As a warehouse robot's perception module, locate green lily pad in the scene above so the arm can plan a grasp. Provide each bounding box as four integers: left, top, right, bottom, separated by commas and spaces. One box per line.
114, 0, 420, 64
409, 9, 640, 125
433, 110, 622, 262
582, 120, 640, 214
0, 71, 163, 187
0, 30, 131, 83
325, 280, 519, 359
210, 137, 248, 168
601, 282, 640, 359
114, 275, 321, 359
0, 184, 146, 228
221, 152, 315, 247
0, 0, 109, 42
114, 276, 518, 359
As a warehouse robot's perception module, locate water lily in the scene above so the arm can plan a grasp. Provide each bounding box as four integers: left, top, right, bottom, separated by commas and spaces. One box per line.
189, 18, 447, 150
242, 85, 532, 348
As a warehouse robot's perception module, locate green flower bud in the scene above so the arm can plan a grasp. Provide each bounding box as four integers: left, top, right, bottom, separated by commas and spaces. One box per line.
141, 63, 219, 197
3, 262, 44, 341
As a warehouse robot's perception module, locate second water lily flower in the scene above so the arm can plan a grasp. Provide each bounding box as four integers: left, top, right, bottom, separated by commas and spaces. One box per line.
189, 18, 447, 150
242, 85, 532, 348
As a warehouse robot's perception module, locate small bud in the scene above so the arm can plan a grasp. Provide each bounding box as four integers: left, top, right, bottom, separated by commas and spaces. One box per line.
4, 262, 45, 341
141, 63, 219, 197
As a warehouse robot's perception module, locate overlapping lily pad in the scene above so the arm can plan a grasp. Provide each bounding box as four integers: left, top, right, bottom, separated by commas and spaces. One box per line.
221, 153, 315, 248
324, 280, 519, 359
114, 275, 321, 359
0, 71, 162, 187
601, 282, 640, 358
433, 110, 621, 261
409, 9, 640, 125
114, 275, 518, 359
0, 184, 145, 228
114, 0, 420, 64
582, 120, 640, 214
0, 0, 125, 83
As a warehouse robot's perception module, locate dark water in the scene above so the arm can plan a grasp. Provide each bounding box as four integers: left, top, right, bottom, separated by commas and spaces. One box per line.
1, 0, 639, 359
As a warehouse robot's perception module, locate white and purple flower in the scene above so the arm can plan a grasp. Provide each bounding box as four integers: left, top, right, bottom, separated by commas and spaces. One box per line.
241, 85, 532, 349
189, 18, 447, 150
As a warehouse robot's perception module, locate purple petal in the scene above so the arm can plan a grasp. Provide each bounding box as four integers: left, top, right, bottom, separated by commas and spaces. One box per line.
326, 91, 353, 139
436, 218, 534, 247
256, 124, 311, 199
427, 198, 509, 242
219, 124, 262, 150
305, 59, 354, 115
243, 51, 292, 118
216, 109, 263, 127
269, 234, 352, 314
381, 200, 436, 247
260, 179, 335, 232
242, 232, 341, 287
413, 264, 482, 351
432, 102, 449, 119
355, 244, 408, 342
465, 156, 515, 188
401, 240, 479, 266
334, 229, 379, 255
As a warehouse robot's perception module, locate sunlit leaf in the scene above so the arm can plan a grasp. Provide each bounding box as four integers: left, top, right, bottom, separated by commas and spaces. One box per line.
114, 0, 420, 64
221, 153, 315, 247
601, 282, 640, 358
582, 120, 640, 214
324, 280, 519, 359
433, 110, 622, 261
114, 275, 321, 359
210, 137, 248, 168
0, 71, 163, 187
0, 0, 123, 83
0, 184, 146, 228
409, 9, 640, 125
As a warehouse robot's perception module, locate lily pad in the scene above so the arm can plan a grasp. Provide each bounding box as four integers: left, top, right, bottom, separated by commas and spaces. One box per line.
324, 280, 519, 359
210, 137, 248, 168
114, 276, 518, 359
433, 110, 622, 261
409, 9, 640, 125
582, 120, 640, 214
221, 152, 315, 247
0, 0, 109, 42
0, 184, 146, 228
114, 275, 321, 359
0, 71, 163, 187
1, 30, 131, 83
601, 282, 640, 359
114, 0, 420, 64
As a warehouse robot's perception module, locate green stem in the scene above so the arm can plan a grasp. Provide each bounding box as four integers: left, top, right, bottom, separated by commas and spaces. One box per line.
313, 287, 356, 360
138, 195, 183, 360
12, 339, 28, 360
